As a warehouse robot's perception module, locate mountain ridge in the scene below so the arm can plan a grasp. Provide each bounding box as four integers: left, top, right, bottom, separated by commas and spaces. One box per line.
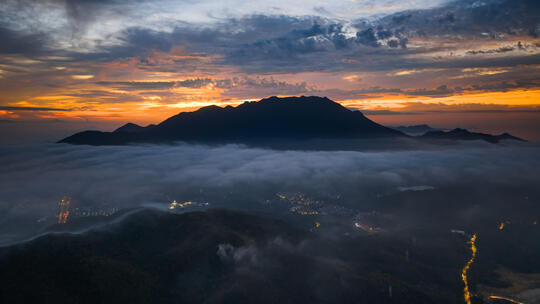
421, 128, 525, 143
59, 96, 405, 145
391, 124, 442, 135
58, 96, 525, 146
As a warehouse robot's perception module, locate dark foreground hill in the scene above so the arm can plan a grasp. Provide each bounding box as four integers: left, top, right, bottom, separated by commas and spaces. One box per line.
58, 96, 405, 145
0, 208, 466, 304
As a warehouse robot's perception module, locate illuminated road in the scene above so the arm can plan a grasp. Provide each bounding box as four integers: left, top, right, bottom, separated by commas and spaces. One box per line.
462, 234, 478, 304
489, 295, 525, 304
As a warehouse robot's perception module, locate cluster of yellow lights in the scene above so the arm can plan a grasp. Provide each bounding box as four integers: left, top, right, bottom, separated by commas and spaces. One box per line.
461, 234, 477, 304
277, 192, 322, 206
168, 200, 193, 210
277, 192, 322, 216
309, 221, 321, 232
276, 194, 286, 200
499, 220, 511, 230
57, 197, 71, 224
289, 206, 319, 215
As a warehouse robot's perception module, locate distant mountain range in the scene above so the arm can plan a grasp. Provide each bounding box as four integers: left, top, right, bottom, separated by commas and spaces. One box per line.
58, 96, 404, 145
420, 128, 525, 143
58, 96, 524, 146
391, 124, 442, 135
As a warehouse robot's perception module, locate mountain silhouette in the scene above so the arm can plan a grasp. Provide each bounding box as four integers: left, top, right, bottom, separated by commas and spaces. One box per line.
420, 128, 525, 143
391, 124, 442, 135
59, 96, 405, 145
113, 122, 153, 133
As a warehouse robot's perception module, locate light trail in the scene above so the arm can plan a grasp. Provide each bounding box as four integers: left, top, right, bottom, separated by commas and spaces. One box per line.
353, 222, 382, 234
461, 234, 477, 304
489, 295, 525, 304
499, 221, 511, 230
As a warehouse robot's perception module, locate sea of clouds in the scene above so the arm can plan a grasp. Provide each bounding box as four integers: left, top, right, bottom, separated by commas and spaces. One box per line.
0, 142, 539, 245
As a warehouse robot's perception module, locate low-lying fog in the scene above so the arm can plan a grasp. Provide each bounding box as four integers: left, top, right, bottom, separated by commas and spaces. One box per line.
0, 142, 539, 246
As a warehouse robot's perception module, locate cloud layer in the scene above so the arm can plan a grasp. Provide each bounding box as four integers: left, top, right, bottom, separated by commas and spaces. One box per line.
0, 142, 539, 244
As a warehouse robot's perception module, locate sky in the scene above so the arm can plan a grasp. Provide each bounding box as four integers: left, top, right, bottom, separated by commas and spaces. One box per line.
0, 0, 539, 141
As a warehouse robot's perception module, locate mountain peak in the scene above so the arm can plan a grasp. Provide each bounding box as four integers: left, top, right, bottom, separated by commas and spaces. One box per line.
259, 95, 332, 103
195, 105, 223, 112
239, 95, 341, 108
391, 124, 441, 135
114, 123, 144, 133
59, 96, 404, 145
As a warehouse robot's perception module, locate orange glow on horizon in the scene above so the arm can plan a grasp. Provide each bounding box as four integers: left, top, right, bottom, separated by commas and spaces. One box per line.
2, 88, 539, 124
1, 43, 538, 141
340, 89, 540, 111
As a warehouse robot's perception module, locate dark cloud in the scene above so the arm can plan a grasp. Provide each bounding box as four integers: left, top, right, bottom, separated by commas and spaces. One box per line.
0, 0, 538, 85
96, 78, 213, 90
83, 14, 414, 73
117, 27, 174, 54
375, 0, 540, 37
465, 41, 535, 55
220, 23, 413, 72
355, 28, 380, 47
439, 10, 456, 23
5, 0, 146, 33
84, 7, 537, 75
0, 27, 48, 55
216, 76, 309, 90
95, 76, 310, 95
225, 22, 351, 64
99, 15, 320, 60
466, 46, 515, 55
387, 39, 399, 48
407, 84, 454, 96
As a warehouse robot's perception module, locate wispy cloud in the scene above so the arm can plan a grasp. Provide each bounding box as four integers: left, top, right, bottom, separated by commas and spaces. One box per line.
0, 106, 71, 111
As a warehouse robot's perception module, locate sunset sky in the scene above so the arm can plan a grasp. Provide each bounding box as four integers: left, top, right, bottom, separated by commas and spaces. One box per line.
1, 0, 539, 142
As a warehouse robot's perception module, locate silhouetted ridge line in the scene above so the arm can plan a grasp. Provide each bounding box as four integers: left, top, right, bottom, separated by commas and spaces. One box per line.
420, 128, 525, 143
391, 124, 441, 135
58, 96, 405, 145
